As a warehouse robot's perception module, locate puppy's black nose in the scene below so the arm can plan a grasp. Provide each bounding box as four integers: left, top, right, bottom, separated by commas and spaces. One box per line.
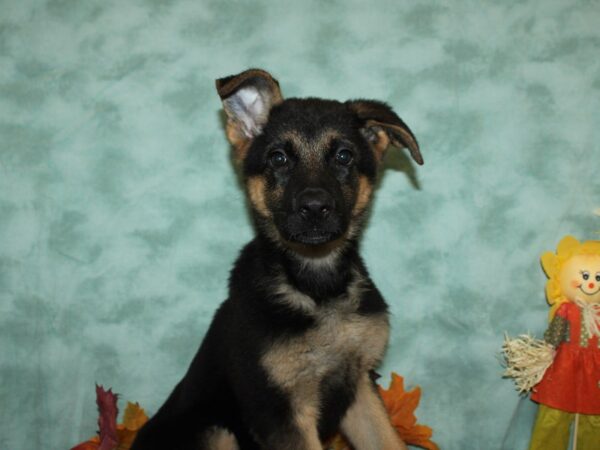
296, 188, 335, 219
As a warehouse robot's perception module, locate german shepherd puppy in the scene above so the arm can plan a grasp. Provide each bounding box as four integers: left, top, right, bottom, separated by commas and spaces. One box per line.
131, 69, 423, 450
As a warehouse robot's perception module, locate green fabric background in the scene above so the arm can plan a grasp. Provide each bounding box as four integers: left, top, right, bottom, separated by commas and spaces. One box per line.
1, 1, 599, 449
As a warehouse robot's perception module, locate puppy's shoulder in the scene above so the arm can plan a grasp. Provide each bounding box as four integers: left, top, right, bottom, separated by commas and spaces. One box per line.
355, 281, 389, 315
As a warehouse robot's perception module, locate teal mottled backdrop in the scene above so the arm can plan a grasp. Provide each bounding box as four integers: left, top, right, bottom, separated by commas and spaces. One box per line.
1, 1, 599, 449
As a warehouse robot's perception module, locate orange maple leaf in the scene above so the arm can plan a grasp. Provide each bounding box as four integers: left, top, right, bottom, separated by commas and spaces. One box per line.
378, 373, 440, 450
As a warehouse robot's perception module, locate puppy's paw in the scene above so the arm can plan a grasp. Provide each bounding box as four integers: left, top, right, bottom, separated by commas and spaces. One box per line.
202, 427, 240, 450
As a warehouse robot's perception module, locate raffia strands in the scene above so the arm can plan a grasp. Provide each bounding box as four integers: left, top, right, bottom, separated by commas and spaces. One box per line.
501, 334, 555, 394
574, 298, 600, 338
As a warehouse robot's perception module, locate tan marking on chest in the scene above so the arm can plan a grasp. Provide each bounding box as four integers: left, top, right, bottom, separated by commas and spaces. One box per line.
262, 307, 389, 431
261, 273, 390, 427
262, 308, 390, 393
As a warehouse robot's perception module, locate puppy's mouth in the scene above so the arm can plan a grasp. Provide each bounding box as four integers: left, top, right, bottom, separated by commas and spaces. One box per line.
274, 210, 346, 247
290, 230, 336, 245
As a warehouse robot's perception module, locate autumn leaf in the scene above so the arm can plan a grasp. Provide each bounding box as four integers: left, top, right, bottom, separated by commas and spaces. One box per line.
323, 433, 352, 450
96, 385, 119, 450
71, 388, 148, 450
121, 402, 148, 430
70, 440, 99, 450
378, 373, 440, 450
116, 402, 149, 449
324, 433, 351, 450
73, 375, 436, 450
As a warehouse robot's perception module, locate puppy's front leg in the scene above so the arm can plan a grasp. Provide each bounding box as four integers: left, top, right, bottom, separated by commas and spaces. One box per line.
288, 404, 323, 450
341, 374, 408, 450
250, 402, 322, 450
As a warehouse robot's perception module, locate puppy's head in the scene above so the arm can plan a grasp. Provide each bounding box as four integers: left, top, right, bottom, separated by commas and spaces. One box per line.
216, 69, 422, 254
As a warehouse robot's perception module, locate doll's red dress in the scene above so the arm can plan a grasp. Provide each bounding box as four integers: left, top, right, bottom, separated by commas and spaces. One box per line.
531, 302, 600, 414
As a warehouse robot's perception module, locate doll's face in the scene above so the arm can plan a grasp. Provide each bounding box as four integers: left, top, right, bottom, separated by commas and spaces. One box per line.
559, 254, 600, 304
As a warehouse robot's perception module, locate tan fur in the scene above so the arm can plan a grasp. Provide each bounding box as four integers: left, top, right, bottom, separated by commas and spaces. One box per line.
226, 121, 252, 162
387, 124, 420, 159
279, 130, 309, 148
203, 427, 240, 450
279, 129, 343, 172
262, 277, 388, 391
285, 237, 347, 262
217, 69, 283, 161
352, 175, 374, 217
372, 127, 391, 161
347, 99, 422, 165
261, 273, 389, 445
271, 275, 317, 315
306, 129, 343, 170
364, 119, 422, 165
270, 269, 369, 315
246, 176, 271, 218
293, 404, 323, 450
341, 373, 408, 450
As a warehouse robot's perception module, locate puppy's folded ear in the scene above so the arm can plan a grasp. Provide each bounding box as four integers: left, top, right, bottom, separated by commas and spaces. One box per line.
346, 100, 423, 165
216, 69, 283, 160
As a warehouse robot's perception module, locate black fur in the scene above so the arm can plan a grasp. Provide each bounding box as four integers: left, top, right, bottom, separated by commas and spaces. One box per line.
131, 69, 421, 450
131, 237, 388, 450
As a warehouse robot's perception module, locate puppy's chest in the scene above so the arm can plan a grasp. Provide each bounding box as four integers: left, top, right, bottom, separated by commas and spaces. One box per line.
261, 306, 389, 392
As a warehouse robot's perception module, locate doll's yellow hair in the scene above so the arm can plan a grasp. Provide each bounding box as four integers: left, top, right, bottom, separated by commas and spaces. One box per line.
541, 236, 600, 321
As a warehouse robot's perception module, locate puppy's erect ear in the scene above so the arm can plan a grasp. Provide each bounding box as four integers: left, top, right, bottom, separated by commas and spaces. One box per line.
216, 69, 283, 159
346, 100, 423, 165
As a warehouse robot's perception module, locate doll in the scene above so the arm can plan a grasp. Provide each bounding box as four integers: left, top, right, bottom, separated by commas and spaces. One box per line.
503, 236, 600, 450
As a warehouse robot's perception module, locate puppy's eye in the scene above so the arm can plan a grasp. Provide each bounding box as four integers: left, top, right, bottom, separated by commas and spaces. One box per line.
269, 150, 288, 168
335, 148, 353, 166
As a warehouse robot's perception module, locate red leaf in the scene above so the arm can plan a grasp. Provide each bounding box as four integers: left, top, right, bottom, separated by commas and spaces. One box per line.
95, 384, 119, 450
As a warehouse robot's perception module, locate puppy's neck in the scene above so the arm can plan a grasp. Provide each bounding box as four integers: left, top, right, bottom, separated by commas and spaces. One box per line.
260, 235, 360, 301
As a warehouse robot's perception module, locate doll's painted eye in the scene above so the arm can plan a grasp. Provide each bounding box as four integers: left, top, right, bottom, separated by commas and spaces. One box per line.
582, 271, 590, 281
596, 273, 600, 282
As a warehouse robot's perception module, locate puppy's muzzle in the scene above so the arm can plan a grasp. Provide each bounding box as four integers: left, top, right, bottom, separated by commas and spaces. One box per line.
296, 188, 335, 220
283, 187, 342, 245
